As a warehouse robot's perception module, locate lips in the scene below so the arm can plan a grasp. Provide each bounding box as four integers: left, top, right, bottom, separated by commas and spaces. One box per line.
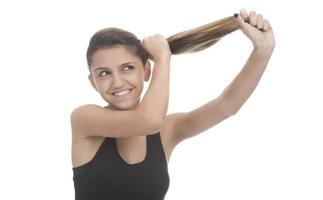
111, 88, 133, 96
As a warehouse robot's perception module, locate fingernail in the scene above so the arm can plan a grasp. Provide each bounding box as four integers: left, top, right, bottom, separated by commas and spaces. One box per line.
234, 13, 239, 18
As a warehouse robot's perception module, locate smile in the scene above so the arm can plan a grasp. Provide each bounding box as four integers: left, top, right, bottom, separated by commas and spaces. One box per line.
112, 89, 133, 97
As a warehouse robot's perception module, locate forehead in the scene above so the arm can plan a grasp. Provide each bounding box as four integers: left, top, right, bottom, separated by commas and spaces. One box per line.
91, 46, 141, 70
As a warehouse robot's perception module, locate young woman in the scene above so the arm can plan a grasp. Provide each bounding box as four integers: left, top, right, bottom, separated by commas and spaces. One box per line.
70, 8, 275, 200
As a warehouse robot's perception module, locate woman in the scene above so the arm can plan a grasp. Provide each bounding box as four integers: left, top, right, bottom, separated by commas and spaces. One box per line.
70, 8, 275, 200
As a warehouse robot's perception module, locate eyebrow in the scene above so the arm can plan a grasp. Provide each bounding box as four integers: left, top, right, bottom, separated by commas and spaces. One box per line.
94, 62, 135, 72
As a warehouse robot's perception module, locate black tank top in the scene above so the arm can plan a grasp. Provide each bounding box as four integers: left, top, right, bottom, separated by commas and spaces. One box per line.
72, 131, 170, 200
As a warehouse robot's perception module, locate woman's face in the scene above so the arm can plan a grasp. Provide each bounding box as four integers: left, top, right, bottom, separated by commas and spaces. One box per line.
88, 45, 151, 111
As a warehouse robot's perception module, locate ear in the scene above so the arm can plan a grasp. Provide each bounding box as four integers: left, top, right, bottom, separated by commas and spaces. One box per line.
143, 60, 151, 81
88, 74, 99, 92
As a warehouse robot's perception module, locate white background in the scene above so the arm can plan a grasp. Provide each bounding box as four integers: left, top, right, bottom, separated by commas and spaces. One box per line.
0, 0, 322, 199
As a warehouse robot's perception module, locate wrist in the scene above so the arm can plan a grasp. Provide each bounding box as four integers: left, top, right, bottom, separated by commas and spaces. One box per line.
252, 45, 274, 56
155, 54, 171, 64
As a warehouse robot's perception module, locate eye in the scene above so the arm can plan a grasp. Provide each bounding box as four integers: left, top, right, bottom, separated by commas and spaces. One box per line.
99, 70, 110, 77
124, 65, 134, 71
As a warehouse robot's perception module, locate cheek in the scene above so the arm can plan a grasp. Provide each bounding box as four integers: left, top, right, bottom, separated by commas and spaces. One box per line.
130, 74, 144, 86
96, 79, 112, 92
135, 81, 145, 94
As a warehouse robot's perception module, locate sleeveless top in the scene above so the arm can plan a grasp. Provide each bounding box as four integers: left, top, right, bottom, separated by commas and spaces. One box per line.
72, 131, 170, 200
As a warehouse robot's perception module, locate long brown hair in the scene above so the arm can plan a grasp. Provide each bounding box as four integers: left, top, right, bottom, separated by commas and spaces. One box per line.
167, 15, 239, 54
86, 15, 239, 71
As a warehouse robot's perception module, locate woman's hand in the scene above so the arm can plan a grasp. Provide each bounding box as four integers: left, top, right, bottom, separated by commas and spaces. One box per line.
235, 8, 275, 52
141, 34, 172, 63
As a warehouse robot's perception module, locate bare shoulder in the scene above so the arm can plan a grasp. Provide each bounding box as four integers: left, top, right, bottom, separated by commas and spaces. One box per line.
70, 104, 106, 168
70, 103, 102, 125
71, 103, 101, 116
70, 103, 100, 133
70, 104, 97, 138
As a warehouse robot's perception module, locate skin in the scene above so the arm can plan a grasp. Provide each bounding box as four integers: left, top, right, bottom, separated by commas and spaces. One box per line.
73, 8, 275, 166
88, 46, 152, 111
88, 35, 171, 111
236, 8, 275, 50
169, 8, 276, 145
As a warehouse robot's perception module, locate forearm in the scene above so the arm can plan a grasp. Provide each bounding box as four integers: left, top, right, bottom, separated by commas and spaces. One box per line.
139, 57, 171, 130
221, 47, 274, 114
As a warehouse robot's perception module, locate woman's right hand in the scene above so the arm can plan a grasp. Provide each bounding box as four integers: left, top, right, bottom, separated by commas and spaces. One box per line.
141, 34, 172, 63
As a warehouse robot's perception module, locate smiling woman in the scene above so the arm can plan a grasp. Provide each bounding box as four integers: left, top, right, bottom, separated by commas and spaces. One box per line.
71, 8, 275, 200
87, 45, 150, 111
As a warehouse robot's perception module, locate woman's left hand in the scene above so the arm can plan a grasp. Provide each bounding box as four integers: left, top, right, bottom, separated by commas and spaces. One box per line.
235, 8, 275, 51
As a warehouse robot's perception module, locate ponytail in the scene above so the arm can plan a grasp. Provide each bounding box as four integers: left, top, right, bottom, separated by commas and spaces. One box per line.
167, 15, 239, 54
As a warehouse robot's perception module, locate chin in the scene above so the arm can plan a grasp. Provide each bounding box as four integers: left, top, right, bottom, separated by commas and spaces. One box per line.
109, 101, 138, 111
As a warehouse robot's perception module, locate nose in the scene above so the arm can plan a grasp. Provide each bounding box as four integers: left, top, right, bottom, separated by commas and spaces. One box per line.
111, 73, 125, 89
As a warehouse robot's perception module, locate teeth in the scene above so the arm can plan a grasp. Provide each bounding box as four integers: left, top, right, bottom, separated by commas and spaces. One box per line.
113, 89, 131, 96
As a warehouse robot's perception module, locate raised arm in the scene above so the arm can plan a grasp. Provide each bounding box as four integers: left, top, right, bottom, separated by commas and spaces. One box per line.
221, 9, 275, 113
139, 34, 172, 126
165, 9, 275, 146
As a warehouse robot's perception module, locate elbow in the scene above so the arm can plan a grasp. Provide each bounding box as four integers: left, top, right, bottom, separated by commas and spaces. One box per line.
219, 96, 239, 116
227, 104, 242, 116
228, 109, 238, 116
148, 118, 163, 134
224, 104, 240, 116
223, 104, 240, 117
151, 116, 163, 131
142, 113, 163, 133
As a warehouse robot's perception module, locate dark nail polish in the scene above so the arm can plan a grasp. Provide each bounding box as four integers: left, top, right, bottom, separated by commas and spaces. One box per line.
234, 13, 239, 18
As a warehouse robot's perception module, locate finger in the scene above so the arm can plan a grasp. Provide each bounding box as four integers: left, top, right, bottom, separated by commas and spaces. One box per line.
234, 13, 247, 29
267, 20, 273, 30
263, 20, 269, 31
257, 14, 264, 30
249, 11, 257, 26
239, 8, 249, 21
